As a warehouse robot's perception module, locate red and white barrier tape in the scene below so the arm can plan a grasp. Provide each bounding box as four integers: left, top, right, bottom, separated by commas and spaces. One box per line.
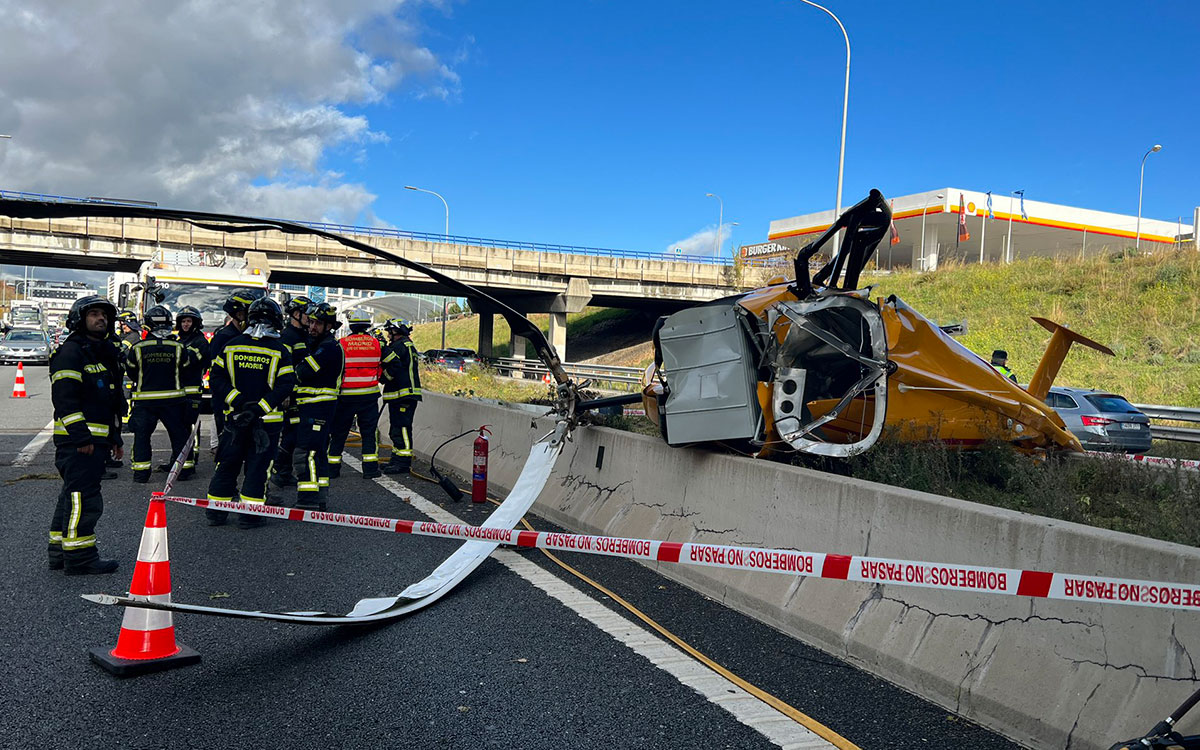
155, 493, 1200, 612
1086, 451, 1200, 472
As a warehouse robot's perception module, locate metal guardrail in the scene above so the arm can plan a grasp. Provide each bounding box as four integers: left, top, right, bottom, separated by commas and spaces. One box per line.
486, 357, 642, 389
1132, 403, 1200, 444
0, 188, 735, 267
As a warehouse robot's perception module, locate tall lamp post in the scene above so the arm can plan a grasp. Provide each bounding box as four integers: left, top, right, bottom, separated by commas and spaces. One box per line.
797, 0, 850, 222
0, 135, 10, 310
404, 185, 449, 238
705, 193, 723, 257
405, 184, 451, 347
919, 193, 944, 271
1136, 144, 1162, 251
728, 222, 740, 259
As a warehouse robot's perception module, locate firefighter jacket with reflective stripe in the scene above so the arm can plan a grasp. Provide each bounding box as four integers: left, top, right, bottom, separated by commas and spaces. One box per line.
339, 332, 382, 396
125, 336, 194, 401
381, 338, 422, 401
208, 322, 243, 397
50, 331, 125, 447
210, 335, 295, 422
294, 332, 344, 405
173, 330, 211, 395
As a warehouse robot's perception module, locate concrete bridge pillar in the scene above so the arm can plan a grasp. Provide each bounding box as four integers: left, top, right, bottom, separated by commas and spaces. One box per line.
548, 312, 567, 362
510, 330, 528, 376
477, 313, 494, 358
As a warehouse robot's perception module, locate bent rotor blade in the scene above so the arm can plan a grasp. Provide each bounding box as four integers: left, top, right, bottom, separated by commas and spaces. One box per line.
84, 436, 564, 625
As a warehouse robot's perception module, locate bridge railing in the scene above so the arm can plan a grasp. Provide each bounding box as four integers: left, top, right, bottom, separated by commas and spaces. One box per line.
0, 188, 734, 267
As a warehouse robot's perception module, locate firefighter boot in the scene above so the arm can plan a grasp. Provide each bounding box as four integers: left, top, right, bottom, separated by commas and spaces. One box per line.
64, 558, 120, 576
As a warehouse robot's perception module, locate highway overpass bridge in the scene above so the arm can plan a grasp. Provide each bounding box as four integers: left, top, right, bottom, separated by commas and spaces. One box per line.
0, 191, 773, 359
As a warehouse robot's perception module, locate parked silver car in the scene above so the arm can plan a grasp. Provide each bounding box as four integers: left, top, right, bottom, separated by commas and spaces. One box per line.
0, 328, 52, 365
1044, 386, 1152, 453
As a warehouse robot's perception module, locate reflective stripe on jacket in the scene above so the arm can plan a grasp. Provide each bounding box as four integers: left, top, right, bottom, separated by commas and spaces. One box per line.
381, 338, 422, 401
125, 337, 191, 401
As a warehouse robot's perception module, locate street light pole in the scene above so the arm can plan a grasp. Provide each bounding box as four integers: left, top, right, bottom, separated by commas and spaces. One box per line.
705, 193, 723, 256
1006, 189, 1024, 263
797, 0, 850, 222
0, 135, 9, 311
919, 193, 944, 271
404, 185, 449, 238
1136, 144, 1162, 251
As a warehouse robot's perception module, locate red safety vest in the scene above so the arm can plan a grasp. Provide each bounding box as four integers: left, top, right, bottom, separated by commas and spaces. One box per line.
339, 333, 382, 396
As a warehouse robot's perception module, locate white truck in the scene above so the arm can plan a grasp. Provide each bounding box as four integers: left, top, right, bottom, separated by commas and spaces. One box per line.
112, 253, 271, 329
6, 301, 44, 329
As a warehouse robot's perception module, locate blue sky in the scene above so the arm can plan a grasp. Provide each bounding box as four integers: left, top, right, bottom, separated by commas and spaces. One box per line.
1, 1, 1196, 259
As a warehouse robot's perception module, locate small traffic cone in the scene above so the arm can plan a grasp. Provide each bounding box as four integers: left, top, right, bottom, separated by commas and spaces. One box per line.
542, 372, 553, 386
89, 496, 200, 677
10, 362, 27, 398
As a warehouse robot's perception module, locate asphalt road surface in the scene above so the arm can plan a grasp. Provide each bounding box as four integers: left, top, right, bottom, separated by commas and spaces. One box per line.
0, 364, 1021, 749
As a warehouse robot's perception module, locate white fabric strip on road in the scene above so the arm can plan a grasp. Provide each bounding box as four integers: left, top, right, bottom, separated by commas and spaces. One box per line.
343, 455, 834, 750
12, 420, 54, 467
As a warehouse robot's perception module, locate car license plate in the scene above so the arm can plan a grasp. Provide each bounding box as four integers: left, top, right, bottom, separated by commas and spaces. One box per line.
1121, 422, 1142, 430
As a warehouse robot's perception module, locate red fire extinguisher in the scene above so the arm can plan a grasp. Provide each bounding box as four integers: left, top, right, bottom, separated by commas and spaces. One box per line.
472, 425, 491, 503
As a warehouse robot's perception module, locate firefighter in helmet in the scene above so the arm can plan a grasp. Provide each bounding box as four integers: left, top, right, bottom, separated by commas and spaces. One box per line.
125, 305, 195, 483
207, 288, 263, 441
293, 302, 344, 509
270, 294, 313, 489
381, 318, 422, 474
327, 309, 383, 479
48, 295, 126, 574
170, 305, 209, 476
205, 298, 295, 527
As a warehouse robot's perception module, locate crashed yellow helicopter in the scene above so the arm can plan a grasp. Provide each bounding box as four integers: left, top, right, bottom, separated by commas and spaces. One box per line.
639, 189, 1113, 457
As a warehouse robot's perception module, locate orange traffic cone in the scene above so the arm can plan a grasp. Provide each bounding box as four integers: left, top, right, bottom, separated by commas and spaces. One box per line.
542, 372, 552, 386
89, 496, 200, 676
11, 362, 27, 398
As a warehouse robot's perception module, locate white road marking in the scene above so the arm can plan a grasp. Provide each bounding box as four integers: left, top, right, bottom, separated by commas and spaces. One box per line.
12, 420, 55, 467
343, 455, 834, 750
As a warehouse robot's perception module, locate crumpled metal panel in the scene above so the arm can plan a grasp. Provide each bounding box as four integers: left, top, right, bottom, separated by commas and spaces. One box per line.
658, 304, 760, 445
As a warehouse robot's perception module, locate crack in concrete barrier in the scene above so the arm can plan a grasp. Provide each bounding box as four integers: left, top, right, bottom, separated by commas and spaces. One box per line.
558, 473, 632, 505
1064, 682, 1101, 750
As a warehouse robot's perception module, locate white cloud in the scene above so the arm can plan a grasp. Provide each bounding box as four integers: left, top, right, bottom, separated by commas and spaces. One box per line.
665, 223, 739, 258
0, 0, 457, 224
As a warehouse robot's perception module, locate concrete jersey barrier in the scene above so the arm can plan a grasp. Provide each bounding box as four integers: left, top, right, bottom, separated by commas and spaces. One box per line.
409, 393, 1200, 750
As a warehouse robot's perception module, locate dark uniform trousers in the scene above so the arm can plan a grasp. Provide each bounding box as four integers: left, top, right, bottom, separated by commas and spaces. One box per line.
49, 444, 109, 569
387, 399, 417, 471
328, 394, 380, 472
183, 395, 202, 470
130, 400, 191, 481
274, 404, 300, 480
205, 420, 283, 522
295, 403, 335, 505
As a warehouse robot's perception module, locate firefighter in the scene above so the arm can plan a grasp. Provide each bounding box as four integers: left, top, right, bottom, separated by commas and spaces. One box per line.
117, 310, 142, 433
293, 302, 343, 509
208, 288, 261, 442
327, 310, 383, 479
205, 298, 295, 528
381, 318, 422, 474
171, 305, 209, 478
269, 295, 313, 489
48, 295, 126, 575
126, 305, 195, 483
